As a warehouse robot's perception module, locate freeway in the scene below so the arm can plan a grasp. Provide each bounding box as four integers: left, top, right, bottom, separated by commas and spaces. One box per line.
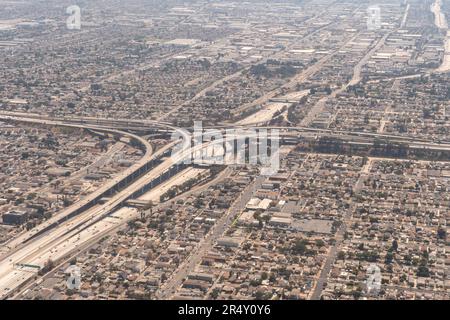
4, 112, 450, 156
5, 110, 450, 146
0, 115, 190, 298
0, 115, 175, 254
2, 167, 209, 300
0, 111, 176, 133
0, 113, 278, 298
1, 110, 450, 299
0, 115, 227, 298
5, 111, 450, 159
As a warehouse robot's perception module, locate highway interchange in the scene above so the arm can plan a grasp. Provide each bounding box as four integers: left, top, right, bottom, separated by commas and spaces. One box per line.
1, 111, 450, 299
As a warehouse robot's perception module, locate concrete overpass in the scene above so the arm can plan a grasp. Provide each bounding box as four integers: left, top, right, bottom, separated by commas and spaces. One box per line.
0, 115, 198, 299
1, 113, 450, 299
0, 115, 184, 252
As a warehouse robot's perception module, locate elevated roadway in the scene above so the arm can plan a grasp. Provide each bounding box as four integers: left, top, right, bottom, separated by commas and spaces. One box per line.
0, 116, 200, 298
1, 113, 450, 298
0, 115, 178, 254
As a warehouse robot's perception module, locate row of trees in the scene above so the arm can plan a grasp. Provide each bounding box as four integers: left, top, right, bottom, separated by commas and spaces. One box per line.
160, 173, 208, 202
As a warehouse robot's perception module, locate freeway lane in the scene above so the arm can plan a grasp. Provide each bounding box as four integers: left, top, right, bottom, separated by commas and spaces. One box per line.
0, 204, 103, 297
1, 113, 450, 299
4, 111, 450, 146
0, 116, 180, 298
0, 115, 177, 256
0, 116, 265, 299
0, 114, 211, 298
3, 167, 207, 300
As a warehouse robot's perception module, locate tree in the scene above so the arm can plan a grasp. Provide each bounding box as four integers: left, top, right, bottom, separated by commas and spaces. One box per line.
385, 252, 394, 264
210, 288, 220, 300
315, 239, 325, 248
352, 288, 363, 300
26, 221, 35, 231
437, 227, 446, 240
391, 239, 398, 252
250, 278, 262, 287
255, 290, 265, 300
292, 239, 308, 255
127, 219, 138, 230
39, 259, 55, 276
269, 273, 277, 283
417, 265, 430, 278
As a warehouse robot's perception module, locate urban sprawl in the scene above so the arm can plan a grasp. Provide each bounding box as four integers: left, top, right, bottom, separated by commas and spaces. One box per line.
0, 0, 448, 300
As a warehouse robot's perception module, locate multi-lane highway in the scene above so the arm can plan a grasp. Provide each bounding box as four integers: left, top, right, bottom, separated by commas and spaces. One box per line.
1, 111, 450, 299
0, 115, 173, 253
0, 116, 190, 298
0, 167, 211, 299
0, 114, 238, 298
